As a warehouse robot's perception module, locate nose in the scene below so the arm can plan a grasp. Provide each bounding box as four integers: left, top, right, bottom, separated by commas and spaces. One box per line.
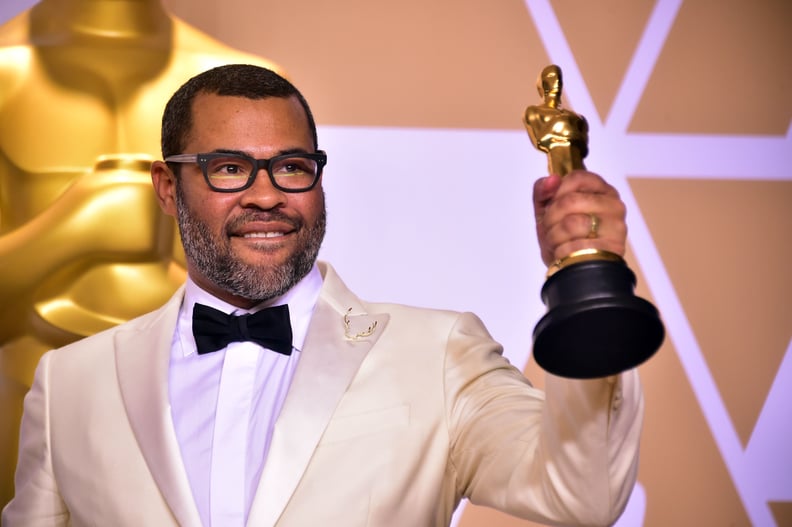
238, 167, 286, 209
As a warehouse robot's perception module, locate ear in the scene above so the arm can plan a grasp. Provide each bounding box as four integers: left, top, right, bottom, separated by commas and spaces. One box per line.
151, 161, 178, 217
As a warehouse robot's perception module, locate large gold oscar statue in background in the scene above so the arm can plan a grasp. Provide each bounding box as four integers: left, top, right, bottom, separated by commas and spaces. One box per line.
0, 0, 282, 507
524, 65, 664, 379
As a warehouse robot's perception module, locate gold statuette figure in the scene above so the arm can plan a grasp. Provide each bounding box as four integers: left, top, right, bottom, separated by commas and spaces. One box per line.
524, 64, 589, 177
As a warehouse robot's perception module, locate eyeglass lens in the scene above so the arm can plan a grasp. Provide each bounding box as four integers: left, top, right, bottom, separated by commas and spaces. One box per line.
205, 154, 319, 190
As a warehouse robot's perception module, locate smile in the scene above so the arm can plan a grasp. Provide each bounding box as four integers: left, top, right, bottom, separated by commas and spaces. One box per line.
242, 232, 286, 238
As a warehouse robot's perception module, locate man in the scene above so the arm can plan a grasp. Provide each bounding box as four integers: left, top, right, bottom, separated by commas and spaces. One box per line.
3, 64, 643, 526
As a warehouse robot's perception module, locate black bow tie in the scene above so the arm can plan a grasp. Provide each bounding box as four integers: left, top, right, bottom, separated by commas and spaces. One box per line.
192, 303, 293, 356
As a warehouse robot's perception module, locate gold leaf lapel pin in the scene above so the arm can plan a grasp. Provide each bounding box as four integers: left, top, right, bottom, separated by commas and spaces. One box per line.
343, 307, 378, 340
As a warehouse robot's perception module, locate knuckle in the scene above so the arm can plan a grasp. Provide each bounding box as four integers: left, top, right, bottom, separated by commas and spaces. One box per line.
559, 214, 581, 235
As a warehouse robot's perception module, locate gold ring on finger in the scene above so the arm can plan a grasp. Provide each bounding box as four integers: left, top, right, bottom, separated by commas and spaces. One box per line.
587, 213, 600, 239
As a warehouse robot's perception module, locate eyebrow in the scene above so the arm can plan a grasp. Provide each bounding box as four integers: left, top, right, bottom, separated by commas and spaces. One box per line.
210, 147, 313, 158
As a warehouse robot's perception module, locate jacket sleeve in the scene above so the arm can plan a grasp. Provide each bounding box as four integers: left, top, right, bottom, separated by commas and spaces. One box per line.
445, 311, 643, 526
2, 351, 70, 526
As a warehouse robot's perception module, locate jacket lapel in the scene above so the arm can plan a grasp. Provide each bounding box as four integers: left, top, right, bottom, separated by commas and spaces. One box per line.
247, 263, 389, 526
114, 288, 203, 527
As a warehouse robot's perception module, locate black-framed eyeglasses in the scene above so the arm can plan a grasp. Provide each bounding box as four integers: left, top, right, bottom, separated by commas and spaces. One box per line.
164, 150, 327, 193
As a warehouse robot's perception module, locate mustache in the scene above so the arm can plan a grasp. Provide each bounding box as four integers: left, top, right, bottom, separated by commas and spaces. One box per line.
225, 210, 302, 234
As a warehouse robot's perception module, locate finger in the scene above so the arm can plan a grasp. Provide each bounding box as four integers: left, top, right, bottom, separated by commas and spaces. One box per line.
543, 212, 627, 261
558, 169, 618, 196
543, 212, 596, 247
542, 188, 625, 230
544, 211, 627, 245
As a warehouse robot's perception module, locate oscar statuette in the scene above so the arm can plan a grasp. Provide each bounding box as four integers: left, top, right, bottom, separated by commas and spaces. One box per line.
524, 65, 664, 378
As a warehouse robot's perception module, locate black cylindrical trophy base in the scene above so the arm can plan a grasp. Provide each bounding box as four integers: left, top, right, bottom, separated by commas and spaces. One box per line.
532, 259, 664, 379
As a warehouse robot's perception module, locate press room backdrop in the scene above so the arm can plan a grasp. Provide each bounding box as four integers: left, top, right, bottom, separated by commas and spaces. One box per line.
1, 0, 790, 525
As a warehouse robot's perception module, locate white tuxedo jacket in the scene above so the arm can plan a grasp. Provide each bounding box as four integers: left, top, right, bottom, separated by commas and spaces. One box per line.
3, 262, 643, 526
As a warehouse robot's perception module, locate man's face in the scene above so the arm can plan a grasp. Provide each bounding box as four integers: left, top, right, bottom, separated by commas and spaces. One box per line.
154, 93, 326, 308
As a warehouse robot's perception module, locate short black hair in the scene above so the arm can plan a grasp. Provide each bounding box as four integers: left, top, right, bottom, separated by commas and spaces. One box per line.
160, 64, 318, 159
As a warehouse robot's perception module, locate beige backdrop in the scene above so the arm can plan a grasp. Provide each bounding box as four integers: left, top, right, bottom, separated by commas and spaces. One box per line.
2, 0, 791, 525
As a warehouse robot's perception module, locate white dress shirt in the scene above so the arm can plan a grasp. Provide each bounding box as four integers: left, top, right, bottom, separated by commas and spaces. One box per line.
169, 265, 323, 527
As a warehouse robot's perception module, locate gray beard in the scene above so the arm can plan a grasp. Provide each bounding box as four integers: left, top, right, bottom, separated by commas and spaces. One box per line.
175, 184, 326, 302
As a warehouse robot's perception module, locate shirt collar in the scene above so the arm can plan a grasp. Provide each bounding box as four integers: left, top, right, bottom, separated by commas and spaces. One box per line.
176, 264, 324, 357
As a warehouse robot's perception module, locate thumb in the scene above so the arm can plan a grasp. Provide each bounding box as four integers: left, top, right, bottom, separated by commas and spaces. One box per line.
532, 174, 561, 218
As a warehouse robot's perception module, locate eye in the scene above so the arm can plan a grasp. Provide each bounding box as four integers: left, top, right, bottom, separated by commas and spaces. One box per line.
219, 163, 243, 175
272, 157, 317, 177
206, 155, 253, 179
